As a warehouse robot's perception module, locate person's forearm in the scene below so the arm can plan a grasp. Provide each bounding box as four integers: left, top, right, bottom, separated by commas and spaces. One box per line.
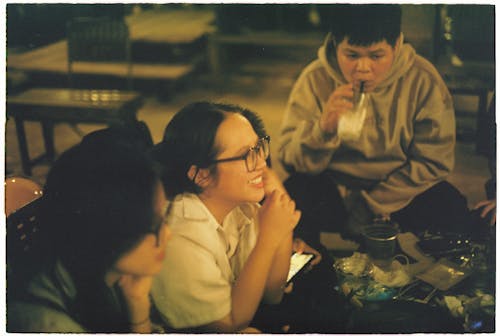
205, 236, 280, 332
130, 319, 152, 334
279, 77, 341, 175
279, 119, 340, 174
263, 233, 293, 304
127, 297, 152, 333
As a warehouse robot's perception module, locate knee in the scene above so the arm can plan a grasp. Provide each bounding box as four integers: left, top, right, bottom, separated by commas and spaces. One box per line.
413, 181, 468, 210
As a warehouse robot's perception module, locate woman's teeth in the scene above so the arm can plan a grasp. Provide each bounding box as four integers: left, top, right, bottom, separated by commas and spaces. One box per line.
249, 176, 262, 184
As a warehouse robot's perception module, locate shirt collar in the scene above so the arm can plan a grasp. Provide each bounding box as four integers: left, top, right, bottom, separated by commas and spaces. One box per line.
177, 193, 256, 232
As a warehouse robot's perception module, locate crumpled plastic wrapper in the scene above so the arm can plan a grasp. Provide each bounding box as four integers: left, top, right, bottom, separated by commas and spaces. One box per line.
372, 259, 412, 287
443, 296, 465, 318
334, 252, 371, 277
442, 293, 495, 318
334, 252, 412, 287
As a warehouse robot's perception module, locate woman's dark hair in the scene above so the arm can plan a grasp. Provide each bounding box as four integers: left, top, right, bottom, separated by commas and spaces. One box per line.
38, 129, 162, 331
41, 130, 160, 276
322, 4, 402, 47
152, 101, 264, 198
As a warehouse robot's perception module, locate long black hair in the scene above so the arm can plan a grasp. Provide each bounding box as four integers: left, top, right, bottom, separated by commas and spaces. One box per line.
38, 127, 162, 331
153, 101, 265, 199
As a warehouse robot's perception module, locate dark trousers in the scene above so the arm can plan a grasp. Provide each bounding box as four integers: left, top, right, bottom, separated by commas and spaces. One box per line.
251, 245, 350, 333
284, 172, 476, 247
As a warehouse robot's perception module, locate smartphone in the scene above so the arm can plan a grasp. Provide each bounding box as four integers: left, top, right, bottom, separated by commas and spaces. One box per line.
287, 252, 315, 283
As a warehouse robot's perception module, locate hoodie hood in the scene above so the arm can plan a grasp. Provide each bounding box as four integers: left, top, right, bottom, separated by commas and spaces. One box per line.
318, 33, 416, 90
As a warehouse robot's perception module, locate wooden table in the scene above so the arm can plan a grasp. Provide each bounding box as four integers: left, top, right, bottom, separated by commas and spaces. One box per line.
7, 88, 144, 176
436, 61, 495, 148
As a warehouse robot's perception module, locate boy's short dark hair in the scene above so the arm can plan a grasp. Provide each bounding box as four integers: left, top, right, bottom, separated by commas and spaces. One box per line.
323, 4, 402, 47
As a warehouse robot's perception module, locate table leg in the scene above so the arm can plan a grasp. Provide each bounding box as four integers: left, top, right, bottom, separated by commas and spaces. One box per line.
14, 117, 32, 176
41, 121, 55, 162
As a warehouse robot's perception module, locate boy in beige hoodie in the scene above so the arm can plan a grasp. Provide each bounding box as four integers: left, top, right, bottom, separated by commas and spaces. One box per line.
278, 4, 472, 246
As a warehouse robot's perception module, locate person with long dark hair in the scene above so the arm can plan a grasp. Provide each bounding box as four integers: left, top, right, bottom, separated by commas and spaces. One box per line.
151, 102, 301, 332
7, 130, 172, 333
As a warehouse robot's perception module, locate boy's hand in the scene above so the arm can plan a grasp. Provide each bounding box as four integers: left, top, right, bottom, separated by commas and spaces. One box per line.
320, 83, 354, 134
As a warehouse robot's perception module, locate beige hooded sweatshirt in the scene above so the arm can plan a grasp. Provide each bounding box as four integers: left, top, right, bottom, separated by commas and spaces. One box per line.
278, 34, 455, 216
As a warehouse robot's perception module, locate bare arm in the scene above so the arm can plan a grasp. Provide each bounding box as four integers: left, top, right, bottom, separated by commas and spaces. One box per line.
118, 275, 153, 333
260, 167, 293, 303
203, 191, 300, 332
262, 233, 293, 304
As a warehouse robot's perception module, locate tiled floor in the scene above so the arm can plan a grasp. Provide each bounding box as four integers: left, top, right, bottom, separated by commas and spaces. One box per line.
5, 67, 492, 208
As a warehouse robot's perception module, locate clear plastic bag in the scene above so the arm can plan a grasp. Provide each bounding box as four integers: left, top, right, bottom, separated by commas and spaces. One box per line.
338, 83, 368, 141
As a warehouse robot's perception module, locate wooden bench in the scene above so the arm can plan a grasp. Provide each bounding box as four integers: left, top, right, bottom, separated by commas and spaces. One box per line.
208, 30, 325, 83
7, 9, 215, 89
7, 40, 196, 81
7, 88, 144, 176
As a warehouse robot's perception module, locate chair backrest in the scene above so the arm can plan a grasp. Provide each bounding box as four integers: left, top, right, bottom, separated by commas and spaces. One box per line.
5, 176, 43, 216
66, 16, 132, 89
6, 196, 44, 278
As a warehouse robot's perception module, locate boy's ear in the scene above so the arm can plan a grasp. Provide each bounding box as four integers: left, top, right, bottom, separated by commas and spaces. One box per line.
187, 165, 211, 188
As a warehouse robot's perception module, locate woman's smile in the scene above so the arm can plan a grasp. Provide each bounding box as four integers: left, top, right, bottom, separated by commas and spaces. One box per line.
248, 175, 264, 188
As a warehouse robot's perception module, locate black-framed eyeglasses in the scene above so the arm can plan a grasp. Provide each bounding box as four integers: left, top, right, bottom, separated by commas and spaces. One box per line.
211, 136, 270, 172
147, 201, 172, 247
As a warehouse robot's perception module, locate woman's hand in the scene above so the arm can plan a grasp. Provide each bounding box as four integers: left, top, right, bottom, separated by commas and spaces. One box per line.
118, 275, 153, 333
118, 274, 153, 302
293, 238, 322, 267
474, 199, 496, 226
262, 167, 287, 197
320, 83, 354, 134
258, 190, 301, 247
283, 239, 322, 294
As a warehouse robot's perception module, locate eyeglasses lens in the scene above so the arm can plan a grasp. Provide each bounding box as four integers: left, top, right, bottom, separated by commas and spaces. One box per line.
246, 137, 270, 172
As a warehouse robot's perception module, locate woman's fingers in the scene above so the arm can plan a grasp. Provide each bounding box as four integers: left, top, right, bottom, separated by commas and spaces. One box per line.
292, 238, 322, 266
474, 200, 491, 209
480, 202, 496, 218
293, 238, 305, 254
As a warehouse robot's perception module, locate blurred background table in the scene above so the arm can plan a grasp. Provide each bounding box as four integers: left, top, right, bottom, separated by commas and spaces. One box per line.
7, 88, 144, 176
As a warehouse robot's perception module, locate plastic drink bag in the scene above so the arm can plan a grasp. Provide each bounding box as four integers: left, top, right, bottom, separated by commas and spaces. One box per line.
338, 83, 368, 141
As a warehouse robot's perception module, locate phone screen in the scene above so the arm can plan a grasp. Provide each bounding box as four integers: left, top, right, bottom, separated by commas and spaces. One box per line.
287, 253, 314, 283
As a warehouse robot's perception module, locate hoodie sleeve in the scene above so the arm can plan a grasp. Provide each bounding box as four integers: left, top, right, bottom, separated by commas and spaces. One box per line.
278, 63, 342, 174
361, 76, 455, 215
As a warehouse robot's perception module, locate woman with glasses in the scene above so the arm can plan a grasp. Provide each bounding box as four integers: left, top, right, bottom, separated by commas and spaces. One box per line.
7, 129, 172, 333
151, 102, 301, 332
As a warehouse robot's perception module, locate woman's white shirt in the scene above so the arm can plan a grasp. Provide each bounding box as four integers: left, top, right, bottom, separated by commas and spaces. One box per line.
151, 193, 259, 329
